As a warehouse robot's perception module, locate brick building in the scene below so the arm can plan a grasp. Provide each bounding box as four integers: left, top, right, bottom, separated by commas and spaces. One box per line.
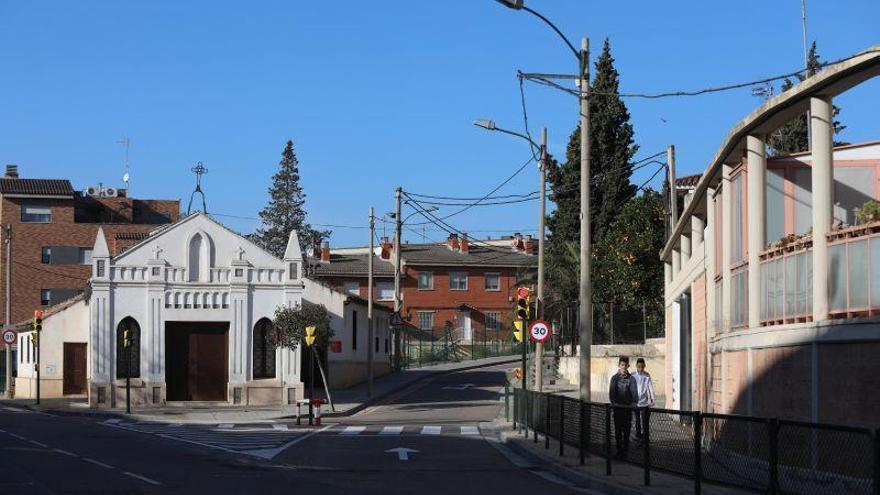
310, 233, 537, 342
0, 167, 179, 326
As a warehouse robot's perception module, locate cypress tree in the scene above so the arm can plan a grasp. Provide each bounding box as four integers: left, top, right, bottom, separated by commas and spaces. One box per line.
251, 140, 328, 258
546, 38, 639, 310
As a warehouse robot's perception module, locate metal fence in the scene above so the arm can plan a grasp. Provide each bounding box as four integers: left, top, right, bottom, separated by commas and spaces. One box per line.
555, 301, 664, 348
399, 326, 520, 368
512, 388, 879, 494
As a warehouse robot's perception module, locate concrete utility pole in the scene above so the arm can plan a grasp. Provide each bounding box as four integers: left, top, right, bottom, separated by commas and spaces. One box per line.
535, 127, 547, 392
4, 224, 11, 399
393, 187, 403, 372
367, 207, 375, 397
578, 37, 592, 402
668, 145, 677, 230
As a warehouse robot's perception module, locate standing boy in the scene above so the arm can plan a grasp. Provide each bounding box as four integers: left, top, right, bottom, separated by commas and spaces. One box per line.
608, 356, 638, 459
632, 357, 655, 443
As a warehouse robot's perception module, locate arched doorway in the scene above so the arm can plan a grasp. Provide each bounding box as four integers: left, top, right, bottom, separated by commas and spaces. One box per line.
252, 318, 276, 379
116, 317, 140, 380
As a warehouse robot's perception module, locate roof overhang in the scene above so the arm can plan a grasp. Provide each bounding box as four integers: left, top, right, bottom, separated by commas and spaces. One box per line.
661, 44, 880, 261
2, 194, 74, 200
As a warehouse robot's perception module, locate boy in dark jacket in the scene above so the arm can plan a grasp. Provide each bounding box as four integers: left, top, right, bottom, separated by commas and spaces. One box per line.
609, 356, 639, 459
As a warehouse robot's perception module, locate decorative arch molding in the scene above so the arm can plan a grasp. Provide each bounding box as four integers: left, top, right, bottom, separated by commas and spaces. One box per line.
185, 229, 215, 282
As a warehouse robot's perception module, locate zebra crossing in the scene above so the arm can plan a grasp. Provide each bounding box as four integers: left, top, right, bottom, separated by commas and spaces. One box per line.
333, 424, 482, 437
98, 420, 484, 459
99, 420, 310, 459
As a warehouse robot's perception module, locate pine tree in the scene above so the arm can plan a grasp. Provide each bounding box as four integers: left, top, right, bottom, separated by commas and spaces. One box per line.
545, 38, 639, 311
251, 140, 328, 258
769, 42, 846, 156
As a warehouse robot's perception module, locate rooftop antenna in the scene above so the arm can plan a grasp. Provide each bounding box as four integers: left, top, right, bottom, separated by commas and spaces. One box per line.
116, 136, 131, 191
751, 83, 774, 100
187, 162, 208, 215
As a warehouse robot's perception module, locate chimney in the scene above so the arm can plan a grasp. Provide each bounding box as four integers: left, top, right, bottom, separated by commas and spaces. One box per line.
320, 240, 330, 263
380, 236, 392, 260
512, 233, 524, 252
447, 233, 459, 251
5, 164, 18, 178
459, 233, 469, 254
523, 235, 535, 255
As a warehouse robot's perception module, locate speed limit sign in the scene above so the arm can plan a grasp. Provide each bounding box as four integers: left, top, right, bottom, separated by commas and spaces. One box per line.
529, 320, 550, 343
2, 328, 16, 346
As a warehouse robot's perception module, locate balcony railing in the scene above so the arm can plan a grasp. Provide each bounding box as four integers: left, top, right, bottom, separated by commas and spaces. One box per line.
759, 237, 813, 326
827, 221, 880, 317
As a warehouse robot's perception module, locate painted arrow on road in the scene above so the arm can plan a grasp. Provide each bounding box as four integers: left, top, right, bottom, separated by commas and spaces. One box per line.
385, 447, 420, 461
442, 383, 475, 390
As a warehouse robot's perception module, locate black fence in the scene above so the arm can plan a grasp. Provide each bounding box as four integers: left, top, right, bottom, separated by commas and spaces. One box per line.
512, 388, 879, 494
554, 301, 664, 347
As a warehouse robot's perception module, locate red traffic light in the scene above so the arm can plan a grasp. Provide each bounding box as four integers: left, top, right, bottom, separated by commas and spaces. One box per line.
34, 310, 43, 319
516, 287, 530, 299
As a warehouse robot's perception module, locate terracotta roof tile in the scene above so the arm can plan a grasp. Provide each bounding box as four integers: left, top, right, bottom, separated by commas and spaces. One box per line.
0, 178, 74, 197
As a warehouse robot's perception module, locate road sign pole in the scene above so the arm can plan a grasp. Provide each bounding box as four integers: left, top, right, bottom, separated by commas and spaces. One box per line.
126, 340, 131, 414
520, 324, 527, 391
309, 346, 315, 425
35, 332, 40, 405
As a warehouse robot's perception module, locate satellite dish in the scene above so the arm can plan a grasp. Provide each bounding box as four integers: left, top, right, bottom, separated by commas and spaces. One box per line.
122, 172, 130, 184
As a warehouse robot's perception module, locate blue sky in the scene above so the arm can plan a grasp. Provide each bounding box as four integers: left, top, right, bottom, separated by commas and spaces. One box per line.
2, 1, 879, 247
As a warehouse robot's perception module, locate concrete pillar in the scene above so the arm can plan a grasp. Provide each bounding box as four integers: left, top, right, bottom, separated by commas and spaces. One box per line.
746, 134, 766, 328
692, 215, 705, 247
705, 187, 716, 335
681, 233, 692, 264
672, 248, 681, 276
811, 96, 834, 322
664, 261, 672, 285
721, 164, 733, 331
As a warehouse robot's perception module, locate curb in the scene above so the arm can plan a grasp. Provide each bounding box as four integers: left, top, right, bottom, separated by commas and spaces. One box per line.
495, 423, 647, 495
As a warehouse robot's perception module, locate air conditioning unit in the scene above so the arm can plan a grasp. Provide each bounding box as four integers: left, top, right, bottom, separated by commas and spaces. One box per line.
102, 187, 118, 198
84, 186, 99, 197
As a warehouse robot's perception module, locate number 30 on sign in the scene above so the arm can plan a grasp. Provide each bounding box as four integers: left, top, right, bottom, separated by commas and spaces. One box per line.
528, 320, 550, 343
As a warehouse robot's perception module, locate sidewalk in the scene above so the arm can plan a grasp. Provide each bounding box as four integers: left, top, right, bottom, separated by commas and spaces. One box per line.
0, 355, 518, 424
491, 419, 749, 495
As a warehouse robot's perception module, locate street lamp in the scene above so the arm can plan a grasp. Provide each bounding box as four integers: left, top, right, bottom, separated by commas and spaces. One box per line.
474, 119, 548, 391
388, 202, 438, 372
491, 0, 593, 401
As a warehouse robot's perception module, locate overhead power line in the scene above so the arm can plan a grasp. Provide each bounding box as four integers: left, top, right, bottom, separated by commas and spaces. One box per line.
518, 48, 880, 99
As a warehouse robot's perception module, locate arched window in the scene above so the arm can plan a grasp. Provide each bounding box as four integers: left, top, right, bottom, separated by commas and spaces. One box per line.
252, 318, 276, 379
188, 233, 203, 281
116, 317, 141, 379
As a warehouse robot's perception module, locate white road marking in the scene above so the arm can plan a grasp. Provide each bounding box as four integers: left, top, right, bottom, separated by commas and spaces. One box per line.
0, 429, 6, 433
53, 448, 76, 457
2, 406, 29, 412
82, 458, 113, 469
28, 440, 48, 448
167, 423, 183, 428
9, 433, 25, 440
460, 426, 479, 436
103, 418, 123, 424
420, 426, 441, 435
385, 447, 419, 461
380, 426, 404, 435
245, 424, 333, 459
123, 471, 161, 486
272, 424, 288, 431
340, 426, 366, 435
217, 423, 235, 429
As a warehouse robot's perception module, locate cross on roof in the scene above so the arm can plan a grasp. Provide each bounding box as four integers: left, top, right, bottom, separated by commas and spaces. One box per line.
236, 246, 246, 261
152, 245, 163, 260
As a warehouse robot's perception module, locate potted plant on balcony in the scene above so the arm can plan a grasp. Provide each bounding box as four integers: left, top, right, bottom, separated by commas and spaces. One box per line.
856, 200, 880, 225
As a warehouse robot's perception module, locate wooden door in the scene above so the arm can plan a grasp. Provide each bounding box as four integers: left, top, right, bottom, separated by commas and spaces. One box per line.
63, 343, 87, 395
189, 329, 228, 401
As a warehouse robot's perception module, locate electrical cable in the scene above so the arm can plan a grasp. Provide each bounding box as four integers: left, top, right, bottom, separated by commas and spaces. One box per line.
519, 48, 880, 99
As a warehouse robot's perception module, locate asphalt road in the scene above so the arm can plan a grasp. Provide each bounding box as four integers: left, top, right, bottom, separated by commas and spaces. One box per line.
0, 364, 595, 494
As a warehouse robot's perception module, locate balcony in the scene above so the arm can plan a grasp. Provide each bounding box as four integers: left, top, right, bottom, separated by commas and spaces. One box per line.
759, 221, 880, 326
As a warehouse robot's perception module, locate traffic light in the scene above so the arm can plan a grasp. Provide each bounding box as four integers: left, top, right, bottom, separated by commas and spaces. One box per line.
513, 320, 524, 342
516, 287, 531, 321
32, 331, 39, 347
33, 310, 43, 332
123, 329, 132, 348
304, 326, 316, 347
